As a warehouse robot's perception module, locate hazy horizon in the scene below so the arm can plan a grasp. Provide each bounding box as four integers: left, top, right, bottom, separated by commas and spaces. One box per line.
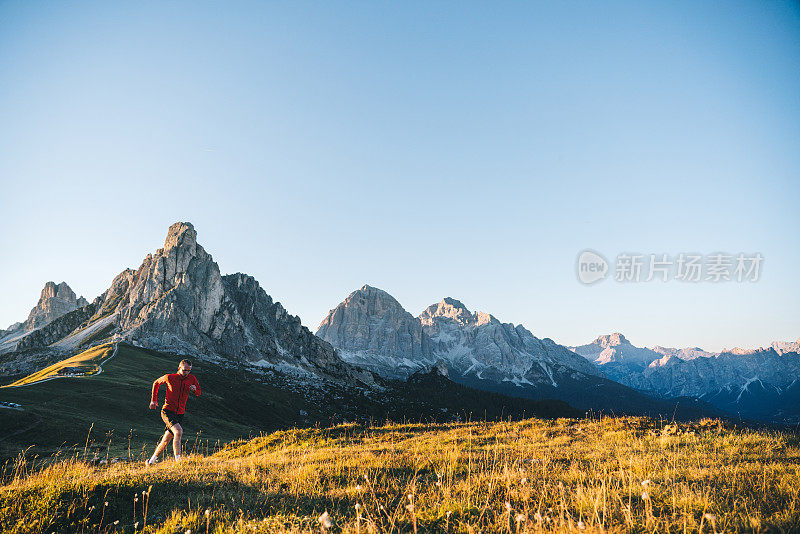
1, 1, 799, 352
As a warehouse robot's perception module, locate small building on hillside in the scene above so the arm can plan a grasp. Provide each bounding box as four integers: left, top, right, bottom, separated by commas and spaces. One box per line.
58, 367, 86, 376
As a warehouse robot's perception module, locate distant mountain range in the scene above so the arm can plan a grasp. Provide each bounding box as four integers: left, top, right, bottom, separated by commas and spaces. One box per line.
570, 333, 800, 422
317, 286, 718, 419
1, 221, 796, 424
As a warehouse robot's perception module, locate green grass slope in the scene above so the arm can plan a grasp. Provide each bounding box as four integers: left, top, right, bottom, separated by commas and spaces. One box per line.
0, 343, 579, 461
0, 343, 316, 459
3, 343, 115, 387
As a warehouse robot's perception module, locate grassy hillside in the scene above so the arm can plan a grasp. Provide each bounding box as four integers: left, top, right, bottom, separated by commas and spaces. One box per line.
0, 343, 578, 460
3, 343, 115, 387
1, 417, 798, 533
0, 343, 317, 460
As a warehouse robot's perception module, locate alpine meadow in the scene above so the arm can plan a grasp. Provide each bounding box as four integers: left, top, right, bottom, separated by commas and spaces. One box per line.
2, 1, 799, 533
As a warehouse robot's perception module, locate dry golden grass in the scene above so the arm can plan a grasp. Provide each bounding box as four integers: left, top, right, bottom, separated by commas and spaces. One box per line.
1, 416, 798, 533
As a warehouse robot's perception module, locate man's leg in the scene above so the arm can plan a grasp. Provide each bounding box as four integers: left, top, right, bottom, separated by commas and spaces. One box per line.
170, 423, 183, 459
147, 430, 173, 465
154, 430, 173, 456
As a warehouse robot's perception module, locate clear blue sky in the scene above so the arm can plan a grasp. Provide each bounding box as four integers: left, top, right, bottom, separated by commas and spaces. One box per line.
1, 1, 798, 352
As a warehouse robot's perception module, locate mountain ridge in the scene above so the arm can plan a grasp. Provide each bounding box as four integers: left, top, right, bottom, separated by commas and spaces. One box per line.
572, 332, 800, 422
316, 285, 720, 419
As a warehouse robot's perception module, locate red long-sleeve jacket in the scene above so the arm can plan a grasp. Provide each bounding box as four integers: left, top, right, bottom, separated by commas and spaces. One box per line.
151, 373, 201, 414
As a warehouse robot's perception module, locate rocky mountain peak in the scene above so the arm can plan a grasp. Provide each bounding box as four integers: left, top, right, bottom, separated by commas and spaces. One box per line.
321, 286, 601, 387
26, 281, 88, 330
1, 281, 90, 352
474, 311, 498, 326
419, 297, 474, 326
594, 333, 629, 347
771, 338, 800, 355
39, 281, 74, 303
316, 285, 433, 378
356, 284, 395, 300
62, 222, 367, 383
162, 221, 197, 253
340, 284, 407, 315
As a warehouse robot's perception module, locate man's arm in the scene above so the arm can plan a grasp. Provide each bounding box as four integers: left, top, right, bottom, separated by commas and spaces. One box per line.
192, 376, 201, 396
150, 375, 168, 408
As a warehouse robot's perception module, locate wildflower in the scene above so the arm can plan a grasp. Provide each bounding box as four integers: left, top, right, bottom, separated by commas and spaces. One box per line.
318, 511, 332, 529
356, 484, 362, 491
104, 502, 109, 506
355, 503, 361, 511
134, 522, 139, 529
534, 512, 543, 522
641, 479, 651, 487
446, 511, 452, 517
578, 520, 586, 530
186, 530, 192, 534
521, 477, 527, 485
113, 521, 119, 526
406, 503, 415, 512
505, 502, 512, 512
205, 509, 211, 516
515, 513, 527, 523
704, 513, 717, 521
641, 491, 650, 500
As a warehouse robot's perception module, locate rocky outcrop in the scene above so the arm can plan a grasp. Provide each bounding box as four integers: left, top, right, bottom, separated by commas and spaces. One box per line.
26, 282, 89, 331
0, 322, 23, 339
318, 287, 597, 385
79, 222, 369, 383
571, 333, 663, 368
317, 285, 434, 378
570, 333, 667, 383
219, 273, 360, 380
419, 297, 598, 383
0, 281, 90, 353
15, 302, 99, 352
98, 222, 227, 351
772, 338, 800, 355
419, 298, 477, 327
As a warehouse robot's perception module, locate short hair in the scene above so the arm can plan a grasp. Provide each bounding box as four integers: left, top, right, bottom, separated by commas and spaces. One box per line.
179, 359, 192, 368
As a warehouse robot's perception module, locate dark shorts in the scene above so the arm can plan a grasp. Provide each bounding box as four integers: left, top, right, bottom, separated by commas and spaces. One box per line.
161, 409, 184, 432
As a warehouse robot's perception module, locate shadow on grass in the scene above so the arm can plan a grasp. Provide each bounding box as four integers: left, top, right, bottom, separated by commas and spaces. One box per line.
2, 474, 432, 533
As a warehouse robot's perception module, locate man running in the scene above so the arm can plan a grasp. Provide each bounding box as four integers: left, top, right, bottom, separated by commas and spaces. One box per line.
146, 359, 201, 465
